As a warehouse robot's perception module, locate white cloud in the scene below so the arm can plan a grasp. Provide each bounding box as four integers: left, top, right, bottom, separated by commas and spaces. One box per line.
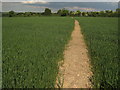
65, 6, 97, 11
21, 0, 48, 4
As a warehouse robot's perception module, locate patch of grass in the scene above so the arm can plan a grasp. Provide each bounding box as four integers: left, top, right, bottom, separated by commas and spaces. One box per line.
2, 17, 74, 88
76, 17, 119, 88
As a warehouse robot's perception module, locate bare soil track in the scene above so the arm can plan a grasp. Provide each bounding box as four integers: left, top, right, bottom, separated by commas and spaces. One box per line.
56, 20, 92, 88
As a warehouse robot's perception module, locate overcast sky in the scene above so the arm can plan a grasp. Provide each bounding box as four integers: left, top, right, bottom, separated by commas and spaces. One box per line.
1, 0, 119, 12
2, 0, 120, 2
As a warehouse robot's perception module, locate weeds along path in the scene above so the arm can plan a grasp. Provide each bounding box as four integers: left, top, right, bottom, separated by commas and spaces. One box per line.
56, 20, 92, 88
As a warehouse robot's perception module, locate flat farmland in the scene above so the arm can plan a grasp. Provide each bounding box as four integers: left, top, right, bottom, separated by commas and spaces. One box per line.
2, 17, 119, 88
2, 17, 74, 88
76, 17, 119, 88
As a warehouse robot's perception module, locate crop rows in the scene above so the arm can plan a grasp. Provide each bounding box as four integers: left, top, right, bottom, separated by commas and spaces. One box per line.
76, 17, 119, 88
2, 17, 74, 88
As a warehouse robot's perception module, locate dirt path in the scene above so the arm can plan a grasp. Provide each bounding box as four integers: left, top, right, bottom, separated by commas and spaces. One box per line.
56, 20, 92, 88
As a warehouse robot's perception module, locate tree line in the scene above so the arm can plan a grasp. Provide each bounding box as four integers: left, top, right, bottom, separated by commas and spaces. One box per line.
2, 8, 120, 17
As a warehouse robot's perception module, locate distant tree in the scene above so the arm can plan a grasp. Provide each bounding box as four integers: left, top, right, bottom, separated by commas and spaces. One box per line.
24, 12, 32, 17
104, 10, 113, 17
87, 12, 92, 17
61, 9, 69, 16
57, 9, 62, 15
98, 11, 108, 17
82, 12, 86, 16
57, 8, 69, 16
69, 11, 75, 16
9, 11, 15, 17
44, 8, 52, 16
75, 10, 81, 16
5, 9, 118, 17
16, 12, 24, 17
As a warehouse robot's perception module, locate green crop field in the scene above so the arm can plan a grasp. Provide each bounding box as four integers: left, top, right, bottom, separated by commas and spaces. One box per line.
2, 17, 74, 88
76, 17, 119, 88
2, 17, 119, 88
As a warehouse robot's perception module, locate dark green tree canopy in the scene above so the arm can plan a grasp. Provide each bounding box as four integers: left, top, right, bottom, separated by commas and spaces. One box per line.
56, 8, 69, 16
9, 11, 15, 17
44, 8, 52, 15
2, 8, 119, 17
